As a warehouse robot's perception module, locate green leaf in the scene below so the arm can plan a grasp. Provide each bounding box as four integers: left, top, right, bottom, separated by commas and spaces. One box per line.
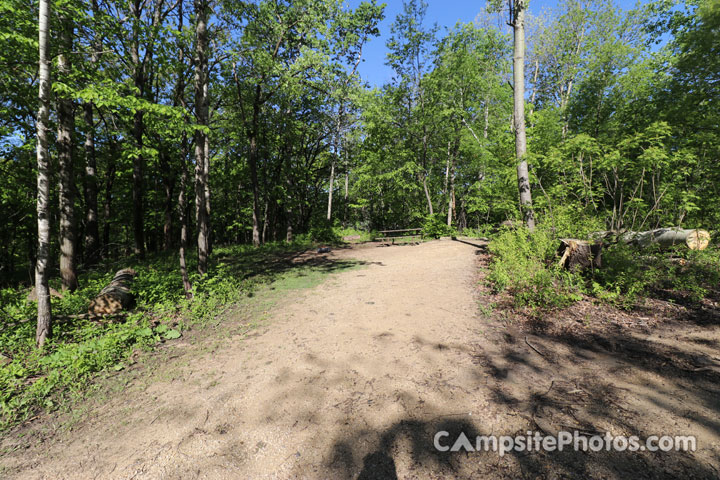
164, 329, 181, 340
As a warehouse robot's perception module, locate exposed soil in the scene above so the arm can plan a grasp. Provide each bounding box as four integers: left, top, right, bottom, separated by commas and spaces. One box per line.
1, 239, 719, 479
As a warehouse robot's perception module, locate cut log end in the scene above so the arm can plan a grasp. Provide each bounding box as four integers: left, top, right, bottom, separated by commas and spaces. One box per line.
88, 268, 137, 317
686, 229, 710, 250
558, 239, 603, 271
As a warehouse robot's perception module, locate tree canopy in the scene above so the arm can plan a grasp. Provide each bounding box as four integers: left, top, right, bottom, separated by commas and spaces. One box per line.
0, 0, 718, 341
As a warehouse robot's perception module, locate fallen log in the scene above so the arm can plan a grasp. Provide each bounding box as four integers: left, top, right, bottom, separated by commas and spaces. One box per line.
591, 228, 710, 250
557, 239, 603, 271
88, 268, 136, 317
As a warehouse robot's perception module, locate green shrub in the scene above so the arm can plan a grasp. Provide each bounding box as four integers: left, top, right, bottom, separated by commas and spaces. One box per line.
422, 215, 457, 238
487, 227, 583, 308
540, 205, 605, 239
593, 243, 720, 307
488, 219, 720, 311
460, 225, 493, 238
308, 219, 342, 244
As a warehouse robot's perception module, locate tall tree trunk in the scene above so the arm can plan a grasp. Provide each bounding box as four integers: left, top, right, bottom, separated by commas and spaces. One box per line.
512, 0, 535, 231
446, 135, 459, 227
130, 0, 145, 258
194, 0, 210, 273
344, 171, 349, 200
175, 1, 191, 297
327, 108, 343, 222
35, 0, 52, 348
204, 125, 211, 253
83, 102, 100, 266
420, 172, 433, 216
446, 161, 454, 227
102, 149, 116, 258
160, 149, 174, 250
262, 200, 269, 244
57, 16, 78, 291
483, 100, 489, 139
286, 207, 293, 242
249, 86, 262, 247
326, 160, 335, 221
179, 134, 192, 297
83, 0, 100, 266
444, 141, 450, 195
132, 111, 145, 257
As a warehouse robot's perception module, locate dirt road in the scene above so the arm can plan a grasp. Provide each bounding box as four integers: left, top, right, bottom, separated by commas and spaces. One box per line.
4, 239, 719, 479
4, 239, 495, 478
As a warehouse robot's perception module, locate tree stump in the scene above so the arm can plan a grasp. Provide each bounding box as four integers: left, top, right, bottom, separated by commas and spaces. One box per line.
557, 239, 603, 271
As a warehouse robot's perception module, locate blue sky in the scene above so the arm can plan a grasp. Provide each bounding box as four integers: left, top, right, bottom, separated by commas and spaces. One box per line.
348, 0, 640, 87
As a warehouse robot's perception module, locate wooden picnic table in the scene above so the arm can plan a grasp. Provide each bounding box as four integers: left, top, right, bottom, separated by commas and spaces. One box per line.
375, 228, 423, 244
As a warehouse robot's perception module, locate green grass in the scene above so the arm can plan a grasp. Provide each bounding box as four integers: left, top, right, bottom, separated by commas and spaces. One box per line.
0, 237, 363, 431
334, 226, 376, 243
270, 262, 361, 291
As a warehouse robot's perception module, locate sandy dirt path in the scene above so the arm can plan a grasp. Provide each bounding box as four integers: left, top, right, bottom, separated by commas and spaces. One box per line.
5, 239, 495, 479
6, 239, 719, 479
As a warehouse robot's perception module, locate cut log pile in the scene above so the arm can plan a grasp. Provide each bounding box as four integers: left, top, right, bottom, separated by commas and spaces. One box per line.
88, 268, 136, 316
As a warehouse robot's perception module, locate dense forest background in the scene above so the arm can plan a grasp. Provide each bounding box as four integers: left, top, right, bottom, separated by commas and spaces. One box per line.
1, 0, 718, 284
1, 0, 719, 428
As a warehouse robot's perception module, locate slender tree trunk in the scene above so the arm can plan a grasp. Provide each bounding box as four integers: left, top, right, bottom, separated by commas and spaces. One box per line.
35, 0, 52, 348
57, 17, 78, 291
194, 0, 210, 273
132, 111, 145, 256
83, 0, 101, 266
442, 141, 450, 217
286, 210, 293, 242
160, 149, 174, 250
204, 125, 211, 253
446, 160, 455, 227
446, 135, 459, 226
344, 171, 349, 200
249, 86, 262, 247
327, 108, 344, 222
175, 1, 191, 297
326, 160, 335, 221
262, 200, 269, 244
102, 150, 116, 258
130, 0, 145, 258
421, 173, 434, 216
179, 134, 192, 297
482, 96, 490, 140
83, 103, 100, 266
512, 0, 535, 231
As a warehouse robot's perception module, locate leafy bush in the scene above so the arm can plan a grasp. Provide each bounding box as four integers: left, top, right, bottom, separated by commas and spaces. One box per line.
593, 243, 720, 307
422, 214, 457, 238
308, 219, 342, 244
460, 225, 493, 238
487, 227, 583, 308
539, 205, 606, 239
